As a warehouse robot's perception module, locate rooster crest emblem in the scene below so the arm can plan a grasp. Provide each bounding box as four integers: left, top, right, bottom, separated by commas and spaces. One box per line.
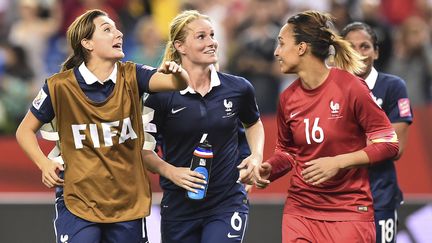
330, 100, 340, 114
224, 99, 233, 112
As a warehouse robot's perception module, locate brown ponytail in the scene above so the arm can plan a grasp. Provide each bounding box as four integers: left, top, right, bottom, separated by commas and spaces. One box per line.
60, 9, 107, 72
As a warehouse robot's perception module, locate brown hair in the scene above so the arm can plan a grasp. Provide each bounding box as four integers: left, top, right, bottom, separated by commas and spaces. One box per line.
161, 10, 211, 64
287, 10, 365, 74
60, 9, 107, 72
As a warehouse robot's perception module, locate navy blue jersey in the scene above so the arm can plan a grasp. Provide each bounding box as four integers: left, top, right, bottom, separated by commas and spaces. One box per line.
237, 120, 251, 163
366, 70, 413, 210
30, 63, 156, 123
145, 70, 259, 220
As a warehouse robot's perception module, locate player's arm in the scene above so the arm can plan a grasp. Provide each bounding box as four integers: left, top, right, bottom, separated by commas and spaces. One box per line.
386, 77, 412, 160
237, 119, 264, 184
142, 150, 206, 193
392, 121, 409, 160
255, 97, 295, 188
16, 111, 64, 188
302, 132, 399, 186
148, 61, 189, 91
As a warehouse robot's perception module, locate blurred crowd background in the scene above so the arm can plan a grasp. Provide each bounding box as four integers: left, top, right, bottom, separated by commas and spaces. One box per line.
0, 0, 432, 134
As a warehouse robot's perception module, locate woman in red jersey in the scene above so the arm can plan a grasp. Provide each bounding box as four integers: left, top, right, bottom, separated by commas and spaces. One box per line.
254, 10, 399, 243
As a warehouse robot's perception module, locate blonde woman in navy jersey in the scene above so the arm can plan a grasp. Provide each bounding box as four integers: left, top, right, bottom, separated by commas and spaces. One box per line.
142, 10, 265, 243
254, 11, 399, 242
341, 22, 413, 243
15, 9, 188, 243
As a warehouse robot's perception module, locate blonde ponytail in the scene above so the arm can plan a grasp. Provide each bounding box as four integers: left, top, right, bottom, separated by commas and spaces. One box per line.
331, 35, 366, 75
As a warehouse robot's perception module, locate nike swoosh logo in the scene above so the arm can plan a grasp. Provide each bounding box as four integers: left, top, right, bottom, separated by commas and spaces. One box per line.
227, 232, 241, 238
290, 111, 300, 118
171, 107, 187, 114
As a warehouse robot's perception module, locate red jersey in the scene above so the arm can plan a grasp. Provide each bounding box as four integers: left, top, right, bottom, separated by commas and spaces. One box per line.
274, 68, 396, 221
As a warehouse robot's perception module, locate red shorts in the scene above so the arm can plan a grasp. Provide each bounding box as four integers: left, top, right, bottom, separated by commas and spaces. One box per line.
282, 214, 375, 243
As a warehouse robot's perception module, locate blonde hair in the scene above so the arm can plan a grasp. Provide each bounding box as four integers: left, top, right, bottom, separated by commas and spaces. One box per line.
60, 9, 107, 72
161, 10, 211, 64
287, 10, 365, 74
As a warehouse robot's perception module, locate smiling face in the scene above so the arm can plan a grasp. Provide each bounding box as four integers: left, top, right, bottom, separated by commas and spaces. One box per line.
344, 29, 378, 79
274, 24, 301, 74
175, 18, 218, 66
83, 15, 124, 61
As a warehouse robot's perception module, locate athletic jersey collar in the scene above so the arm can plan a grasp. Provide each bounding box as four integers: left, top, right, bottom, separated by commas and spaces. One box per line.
364, 67, 378, 90
78, 62, 117, 85
180, 65, 220, 95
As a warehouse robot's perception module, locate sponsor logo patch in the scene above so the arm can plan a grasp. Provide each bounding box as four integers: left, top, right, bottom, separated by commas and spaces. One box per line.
398, 98, 411, 117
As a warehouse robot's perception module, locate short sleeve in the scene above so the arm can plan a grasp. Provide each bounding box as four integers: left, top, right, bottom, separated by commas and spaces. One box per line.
136, 64, 157, 96
30, 83, 55, 123
238, 78, 260, 125
351, 80, 394, 138
385, 78, 413, 124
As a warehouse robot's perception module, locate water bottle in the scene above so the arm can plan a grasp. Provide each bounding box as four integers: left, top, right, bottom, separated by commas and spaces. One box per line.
186, 134, 213, 200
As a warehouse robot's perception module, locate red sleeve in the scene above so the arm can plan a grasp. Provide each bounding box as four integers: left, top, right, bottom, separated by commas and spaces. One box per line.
267, 150, 294, 181
363, 141, 399, 163
363, 129, 399, 163
351, 79, 399, 163
267, 92, 295, 181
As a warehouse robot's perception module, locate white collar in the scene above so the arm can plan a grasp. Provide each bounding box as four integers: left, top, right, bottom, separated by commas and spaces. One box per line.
180, 65, 220, 95
78, 62, 117, 85
364, 67, 378, 90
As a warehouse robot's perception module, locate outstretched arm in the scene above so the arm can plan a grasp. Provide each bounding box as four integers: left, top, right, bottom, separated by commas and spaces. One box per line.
148, 61, 189, 91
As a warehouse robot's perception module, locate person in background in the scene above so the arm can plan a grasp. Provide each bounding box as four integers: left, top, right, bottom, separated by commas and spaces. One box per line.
254, 10, 399, 242
143, 10, 265, 243
130, 16, 165, 67
385, 16, 432, 106
15, 9, 188, 243
341, 21, 413, 243
8, 0, 61, 91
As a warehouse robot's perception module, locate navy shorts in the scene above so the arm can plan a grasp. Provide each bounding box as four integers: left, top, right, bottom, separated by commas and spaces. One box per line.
375, 209, 398, 243
53, 197, 149, 243
161, 211, 248, 243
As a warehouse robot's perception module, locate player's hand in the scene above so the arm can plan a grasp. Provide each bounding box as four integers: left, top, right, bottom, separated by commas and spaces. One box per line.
157, 61, 183, 74
157, 61, 190, 88
40, 158, 64, 188
237, 154, 261, 184
301, 156, 341, 185
254, 162, 271, 189
166, 166, 207, 193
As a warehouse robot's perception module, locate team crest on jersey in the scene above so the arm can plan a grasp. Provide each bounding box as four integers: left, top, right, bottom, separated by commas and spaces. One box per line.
32, 89, 47, 110
222, 99, 235, 118
329, 100, 342, 118
224, 99, 233, 112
